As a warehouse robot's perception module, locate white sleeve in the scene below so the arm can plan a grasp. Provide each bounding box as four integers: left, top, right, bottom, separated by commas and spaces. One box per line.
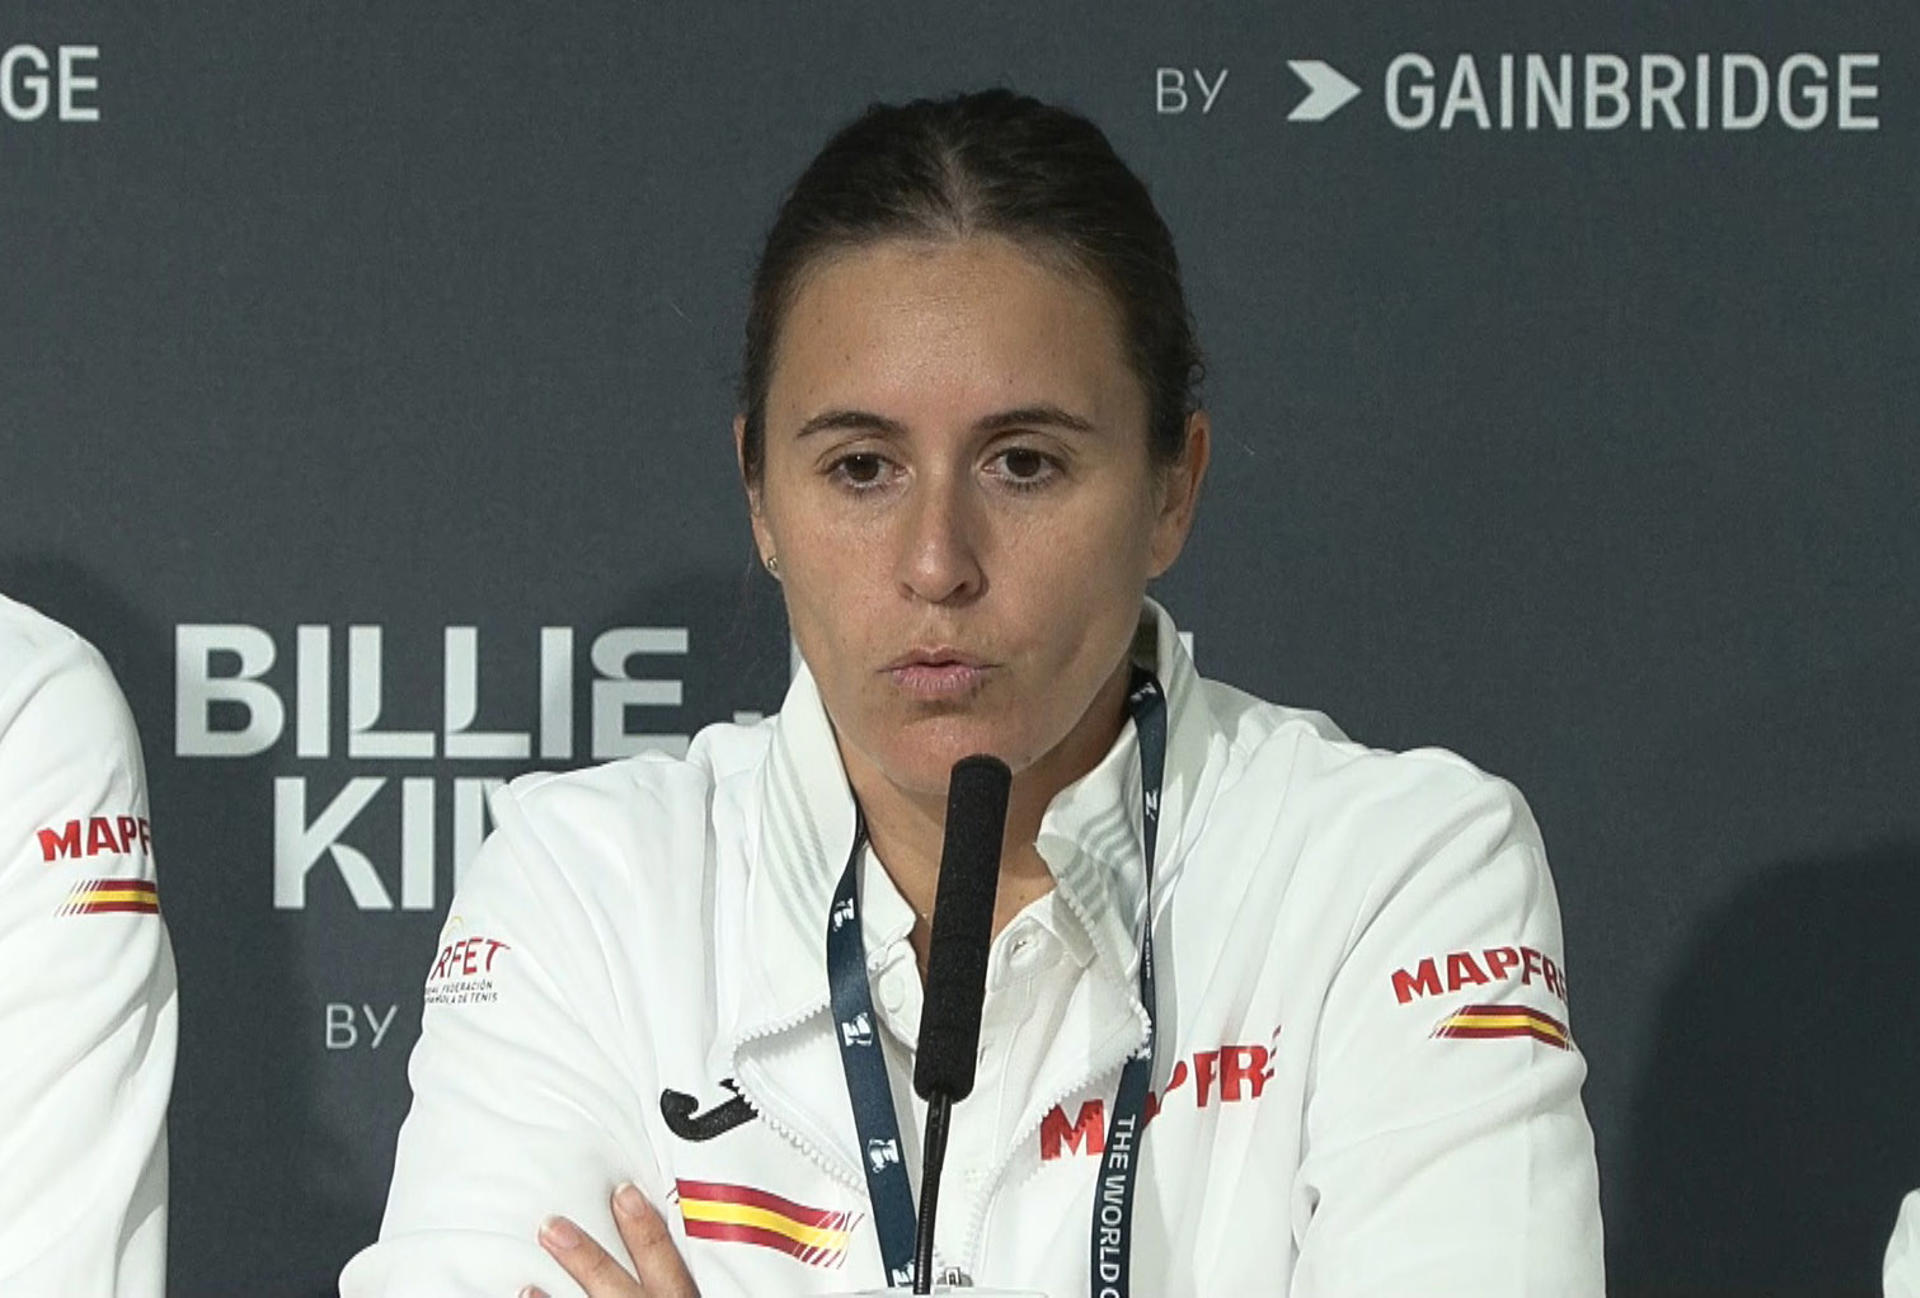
0, 638, 176, 1298
1888, 1191, 1920, 1298
1292, 769, 1605, 1297
339, 786, 669, 1298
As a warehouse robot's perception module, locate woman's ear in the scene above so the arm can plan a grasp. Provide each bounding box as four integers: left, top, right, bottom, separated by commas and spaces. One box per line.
733, 414, 759, 514
735, 413, 776, 564
1148, 410, 1211, 578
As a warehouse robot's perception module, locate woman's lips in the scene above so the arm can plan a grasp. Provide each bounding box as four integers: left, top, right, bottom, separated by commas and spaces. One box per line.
889, 662, 989, 696
884, 650, 992, 698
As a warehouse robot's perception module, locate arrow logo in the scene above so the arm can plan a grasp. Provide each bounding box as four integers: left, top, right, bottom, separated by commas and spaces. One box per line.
1287, 59, 1360, 122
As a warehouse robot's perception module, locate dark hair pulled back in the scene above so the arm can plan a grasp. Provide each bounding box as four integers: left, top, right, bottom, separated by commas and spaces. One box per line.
738, 88, 1205, 482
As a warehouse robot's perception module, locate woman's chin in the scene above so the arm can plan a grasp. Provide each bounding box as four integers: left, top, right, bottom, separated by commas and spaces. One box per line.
868, 724, 1032, 799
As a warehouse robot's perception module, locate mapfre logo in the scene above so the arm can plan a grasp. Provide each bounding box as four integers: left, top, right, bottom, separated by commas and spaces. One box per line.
1390, 944, 1568, 1005
37, 815, 152, 863
1040, 1031, 1281, 1161
3, 45, 100, 123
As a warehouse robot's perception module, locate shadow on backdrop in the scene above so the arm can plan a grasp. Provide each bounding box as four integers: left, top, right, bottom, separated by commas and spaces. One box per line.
0, 556, 362, 1297
1611, 842, 1920, 1298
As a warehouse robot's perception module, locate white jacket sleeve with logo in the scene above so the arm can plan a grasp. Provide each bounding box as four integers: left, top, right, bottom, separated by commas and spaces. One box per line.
338, 760, 707, 1298
344, 605, 1601, 1297
1273, 727, 1598, 1292
0, 596, 176, 1298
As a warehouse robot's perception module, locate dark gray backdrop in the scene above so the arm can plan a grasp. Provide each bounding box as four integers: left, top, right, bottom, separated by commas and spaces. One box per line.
2, 3, 1915, 1295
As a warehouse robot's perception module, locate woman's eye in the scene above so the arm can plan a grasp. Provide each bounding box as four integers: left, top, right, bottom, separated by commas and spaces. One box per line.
831, 453, 888, 488
992, 447, 1060, 488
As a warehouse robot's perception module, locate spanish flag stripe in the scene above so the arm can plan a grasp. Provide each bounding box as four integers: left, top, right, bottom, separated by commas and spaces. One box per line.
77, 878, 156, 894
1432, 1004, 1572, 1049
1439, 1011, 1566, 1029
675, 1178, 846, 1229
1443, 1014, 1558, 1032
1448, 1005, 1568, 1031
682, 1217, 843, 1266
73, 889, 157, 905
1456, 1002, 1560, 1017
679, 1199, 849, 1250
1441, 1022, 1566, 1040
65, 900, 161, 916
1437, 1024, 1570, 1049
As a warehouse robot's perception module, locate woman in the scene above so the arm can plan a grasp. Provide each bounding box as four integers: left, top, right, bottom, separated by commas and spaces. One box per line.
341, 89, 1603, 1298
0, 594, 175, 1298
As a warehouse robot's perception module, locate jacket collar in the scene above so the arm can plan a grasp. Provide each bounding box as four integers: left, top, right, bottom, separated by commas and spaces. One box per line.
725, 598, 1217, 1048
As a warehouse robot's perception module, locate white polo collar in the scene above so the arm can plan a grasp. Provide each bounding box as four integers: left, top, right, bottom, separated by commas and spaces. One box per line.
726, 597, 1215, 1047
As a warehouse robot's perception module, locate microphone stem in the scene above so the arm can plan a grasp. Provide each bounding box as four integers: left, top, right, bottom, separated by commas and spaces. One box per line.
913, 1092, 954, 1295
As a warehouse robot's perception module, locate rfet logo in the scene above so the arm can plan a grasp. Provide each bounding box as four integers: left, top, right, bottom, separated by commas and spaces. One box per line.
425, 920, 511, 1008
1040, 1035, 1278, 1161
1391, 944, 1567, 1005
38, 815, 152, 863
428, 932, 510, 982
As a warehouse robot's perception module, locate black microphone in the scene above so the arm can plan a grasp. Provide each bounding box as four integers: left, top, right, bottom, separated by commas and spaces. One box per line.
909, 753, 1012, 1293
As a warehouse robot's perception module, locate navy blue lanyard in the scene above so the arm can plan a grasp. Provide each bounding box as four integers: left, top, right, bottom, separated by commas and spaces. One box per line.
827, 822, 921, 1288
827, 667, 1169, 1296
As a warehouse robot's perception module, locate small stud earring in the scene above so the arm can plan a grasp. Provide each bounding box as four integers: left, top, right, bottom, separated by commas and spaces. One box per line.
764, 554, 780, 578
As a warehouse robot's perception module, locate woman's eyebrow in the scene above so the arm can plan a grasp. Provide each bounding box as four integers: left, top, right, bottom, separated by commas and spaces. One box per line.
796, 409, 909, 439
974, 404, 1096, 435
794, 405, 1096, 439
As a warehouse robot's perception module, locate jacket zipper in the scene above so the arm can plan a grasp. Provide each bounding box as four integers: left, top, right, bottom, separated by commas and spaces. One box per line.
728, 1004, 867, 1193
956, 795, 1173, 1277
731, 898, 1151, 1277
957, 965, 1153, 1275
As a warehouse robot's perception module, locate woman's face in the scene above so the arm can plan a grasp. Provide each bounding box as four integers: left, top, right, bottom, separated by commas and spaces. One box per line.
741, 234, 1206, 801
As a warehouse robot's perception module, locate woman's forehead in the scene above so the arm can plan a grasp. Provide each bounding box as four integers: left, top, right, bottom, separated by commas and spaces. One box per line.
768, 234, 1143, 430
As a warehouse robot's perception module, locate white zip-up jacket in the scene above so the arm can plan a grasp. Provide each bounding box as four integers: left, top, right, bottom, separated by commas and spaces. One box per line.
0, 594, 175, 1298
1889, 1191, 1919, 1298
343, 602, 1603, 1297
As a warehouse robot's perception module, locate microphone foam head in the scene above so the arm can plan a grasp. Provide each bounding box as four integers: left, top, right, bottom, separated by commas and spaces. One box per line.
912, 755, 1012, 1102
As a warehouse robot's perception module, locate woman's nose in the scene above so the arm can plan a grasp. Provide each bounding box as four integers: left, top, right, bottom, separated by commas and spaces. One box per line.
895, 471, 984, 606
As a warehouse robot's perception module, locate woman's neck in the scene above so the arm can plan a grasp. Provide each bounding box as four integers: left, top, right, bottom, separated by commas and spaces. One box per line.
843, 659, 1133, 976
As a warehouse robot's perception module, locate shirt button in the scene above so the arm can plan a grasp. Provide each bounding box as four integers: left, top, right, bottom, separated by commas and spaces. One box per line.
878, 967, 909, 1014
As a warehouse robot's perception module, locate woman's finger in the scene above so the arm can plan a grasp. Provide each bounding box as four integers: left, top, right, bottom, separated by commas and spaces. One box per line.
536, 1213, 646, 1297
612, 1183, 700, 1298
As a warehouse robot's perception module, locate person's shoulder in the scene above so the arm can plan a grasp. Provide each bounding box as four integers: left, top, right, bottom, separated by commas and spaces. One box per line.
1193, 674, 1559, 993
1203, 674, 1518, 814
0, 592, 82, 662
482, 713, 774, 888
500, 711, 771, 821
437, 714, 776, 987
0, 594, 138, 756
1888, 1189, 1920, 1298
0, 597, 154, 906
0, 592, 93, 700
1196, 672, 1541, 898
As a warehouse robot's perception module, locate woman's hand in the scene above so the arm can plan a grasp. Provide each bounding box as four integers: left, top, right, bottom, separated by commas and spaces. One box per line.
521, 1182, 699, 1298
